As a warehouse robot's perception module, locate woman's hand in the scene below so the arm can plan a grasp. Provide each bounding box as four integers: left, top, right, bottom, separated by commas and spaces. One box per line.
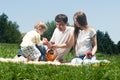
86, 51, 92, 58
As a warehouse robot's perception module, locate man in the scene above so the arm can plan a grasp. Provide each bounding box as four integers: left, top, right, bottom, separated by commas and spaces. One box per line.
47, 14, 74, 62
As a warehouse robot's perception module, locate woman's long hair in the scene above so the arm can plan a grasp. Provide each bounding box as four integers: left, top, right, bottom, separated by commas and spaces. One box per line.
73, 11, 88, 54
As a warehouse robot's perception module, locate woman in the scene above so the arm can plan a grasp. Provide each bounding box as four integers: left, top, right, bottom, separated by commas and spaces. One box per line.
71, 11, 97, 64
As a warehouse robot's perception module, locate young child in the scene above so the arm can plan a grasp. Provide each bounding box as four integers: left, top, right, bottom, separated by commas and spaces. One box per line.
20, 21, 48, 62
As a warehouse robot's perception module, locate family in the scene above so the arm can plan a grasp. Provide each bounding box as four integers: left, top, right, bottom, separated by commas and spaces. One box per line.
17, 11, 97, 64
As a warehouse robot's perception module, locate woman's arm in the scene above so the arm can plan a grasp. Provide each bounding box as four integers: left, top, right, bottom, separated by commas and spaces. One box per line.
91, 34, 97, 55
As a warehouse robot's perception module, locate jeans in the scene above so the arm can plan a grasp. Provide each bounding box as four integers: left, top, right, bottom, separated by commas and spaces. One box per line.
35, 45, 47, 61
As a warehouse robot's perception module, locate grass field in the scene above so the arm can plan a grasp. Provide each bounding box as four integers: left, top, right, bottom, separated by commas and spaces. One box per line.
0, 43, 120, 80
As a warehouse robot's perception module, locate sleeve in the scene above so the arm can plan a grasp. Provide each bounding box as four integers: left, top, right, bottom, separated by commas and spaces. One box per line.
66, 28, 74, 48
50, 28, 57, 42
36, 33, 43, 45
90, 28, 96, 37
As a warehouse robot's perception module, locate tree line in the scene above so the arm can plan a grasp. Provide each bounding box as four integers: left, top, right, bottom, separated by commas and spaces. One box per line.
0, 13, 120, 54
0, 13, 21, 43
97, 30, 120, 54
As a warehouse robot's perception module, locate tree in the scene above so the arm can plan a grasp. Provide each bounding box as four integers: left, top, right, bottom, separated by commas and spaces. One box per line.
0, 13, 8, 42
117, 41, 120, 53
6, 21, 21, 43
0, 13, 21, 43
102, 32, 113, 54
97, 30, 118, 54
97, 30, 105, 53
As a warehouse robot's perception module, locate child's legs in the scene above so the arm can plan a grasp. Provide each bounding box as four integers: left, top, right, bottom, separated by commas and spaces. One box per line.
31, 45, 41, 61
21, 46, 41, 61
36, 45, 47, 61
17, 49, 23, 57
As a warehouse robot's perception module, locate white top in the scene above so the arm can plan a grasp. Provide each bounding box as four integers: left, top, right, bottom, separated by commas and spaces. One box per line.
20, 30, 42, 47
50, 26, 74, 55
75, 28, 96, 56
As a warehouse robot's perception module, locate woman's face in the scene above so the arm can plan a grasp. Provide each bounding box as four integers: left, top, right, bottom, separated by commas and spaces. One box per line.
74, 17, 84, 30
56, 21, 66, 31
74, 18, 80, 28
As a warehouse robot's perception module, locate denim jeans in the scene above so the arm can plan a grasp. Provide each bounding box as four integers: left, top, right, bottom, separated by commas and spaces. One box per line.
35, 44, 47, 61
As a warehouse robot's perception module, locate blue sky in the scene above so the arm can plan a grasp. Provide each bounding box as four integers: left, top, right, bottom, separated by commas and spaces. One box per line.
0, 0, 120, 44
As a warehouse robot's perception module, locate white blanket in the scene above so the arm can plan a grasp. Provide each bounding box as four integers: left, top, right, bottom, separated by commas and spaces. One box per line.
0, 56, 110, 66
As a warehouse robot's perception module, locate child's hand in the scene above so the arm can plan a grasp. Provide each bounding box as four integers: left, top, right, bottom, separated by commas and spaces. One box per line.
42, 37, 48, 44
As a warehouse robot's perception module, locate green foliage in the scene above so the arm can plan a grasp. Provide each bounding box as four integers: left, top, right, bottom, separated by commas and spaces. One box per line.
97, 30, 119, 54
42, 21, 56, 40
97, 30, 105, 53
117, 41, 120, 53
0, 43, 120, 80
0, 13, 22, 44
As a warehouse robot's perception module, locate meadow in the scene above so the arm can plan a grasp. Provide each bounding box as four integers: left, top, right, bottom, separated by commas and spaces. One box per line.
0, 43, 120, 80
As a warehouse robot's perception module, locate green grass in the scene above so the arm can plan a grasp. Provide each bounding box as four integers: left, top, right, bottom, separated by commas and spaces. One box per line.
0, 43, 120, 80
0, 43, 19, 58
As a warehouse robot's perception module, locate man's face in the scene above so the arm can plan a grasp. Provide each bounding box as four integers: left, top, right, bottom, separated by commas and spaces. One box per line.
56, 21, 66, 31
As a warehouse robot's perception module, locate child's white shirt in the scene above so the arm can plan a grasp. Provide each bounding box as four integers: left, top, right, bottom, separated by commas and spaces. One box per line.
20, 30, 42, 47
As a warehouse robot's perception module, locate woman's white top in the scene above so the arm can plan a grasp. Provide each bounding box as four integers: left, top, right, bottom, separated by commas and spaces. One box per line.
75, 28, 96, 56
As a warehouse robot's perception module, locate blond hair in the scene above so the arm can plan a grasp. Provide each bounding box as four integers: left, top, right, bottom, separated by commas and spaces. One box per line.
34, 21, 47, 30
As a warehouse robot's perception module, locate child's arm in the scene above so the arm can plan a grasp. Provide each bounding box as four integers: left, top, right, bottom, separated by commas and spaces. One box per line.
42, 37, 49, 45
36, 35, 43, 45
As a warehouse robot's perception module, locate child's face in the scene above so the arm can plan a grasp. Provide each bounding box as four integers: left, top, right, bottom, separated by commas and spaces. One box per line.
37, 28, 46, 35
56, 21, 66, 31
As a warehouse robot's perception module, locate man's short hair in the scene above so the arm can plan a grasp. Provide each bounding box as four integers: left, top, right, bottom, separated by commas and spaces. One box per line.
55, 14, 68, 24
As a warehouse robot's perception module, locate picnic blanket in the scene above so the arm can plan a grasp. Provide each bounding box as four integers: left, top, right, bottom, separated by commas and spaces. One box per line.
0, 56, 110, 66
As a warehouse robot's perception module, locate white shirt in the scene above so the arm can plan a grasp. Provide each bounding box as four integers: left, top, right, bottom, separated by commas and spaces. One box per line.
50, 26, 74, 56
20, 30, 42, 47
75, 28, 96, 56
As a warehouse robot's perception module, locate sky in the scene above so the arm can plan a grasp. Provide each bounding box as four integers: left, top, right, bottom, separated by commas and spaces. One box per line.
0, 0, 120, 44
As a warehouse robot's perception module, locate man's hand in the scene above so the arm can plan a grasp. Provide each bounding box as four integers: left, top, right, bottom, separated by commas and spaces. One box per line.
51, 44, 59, 50
47, 42, 55, 49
